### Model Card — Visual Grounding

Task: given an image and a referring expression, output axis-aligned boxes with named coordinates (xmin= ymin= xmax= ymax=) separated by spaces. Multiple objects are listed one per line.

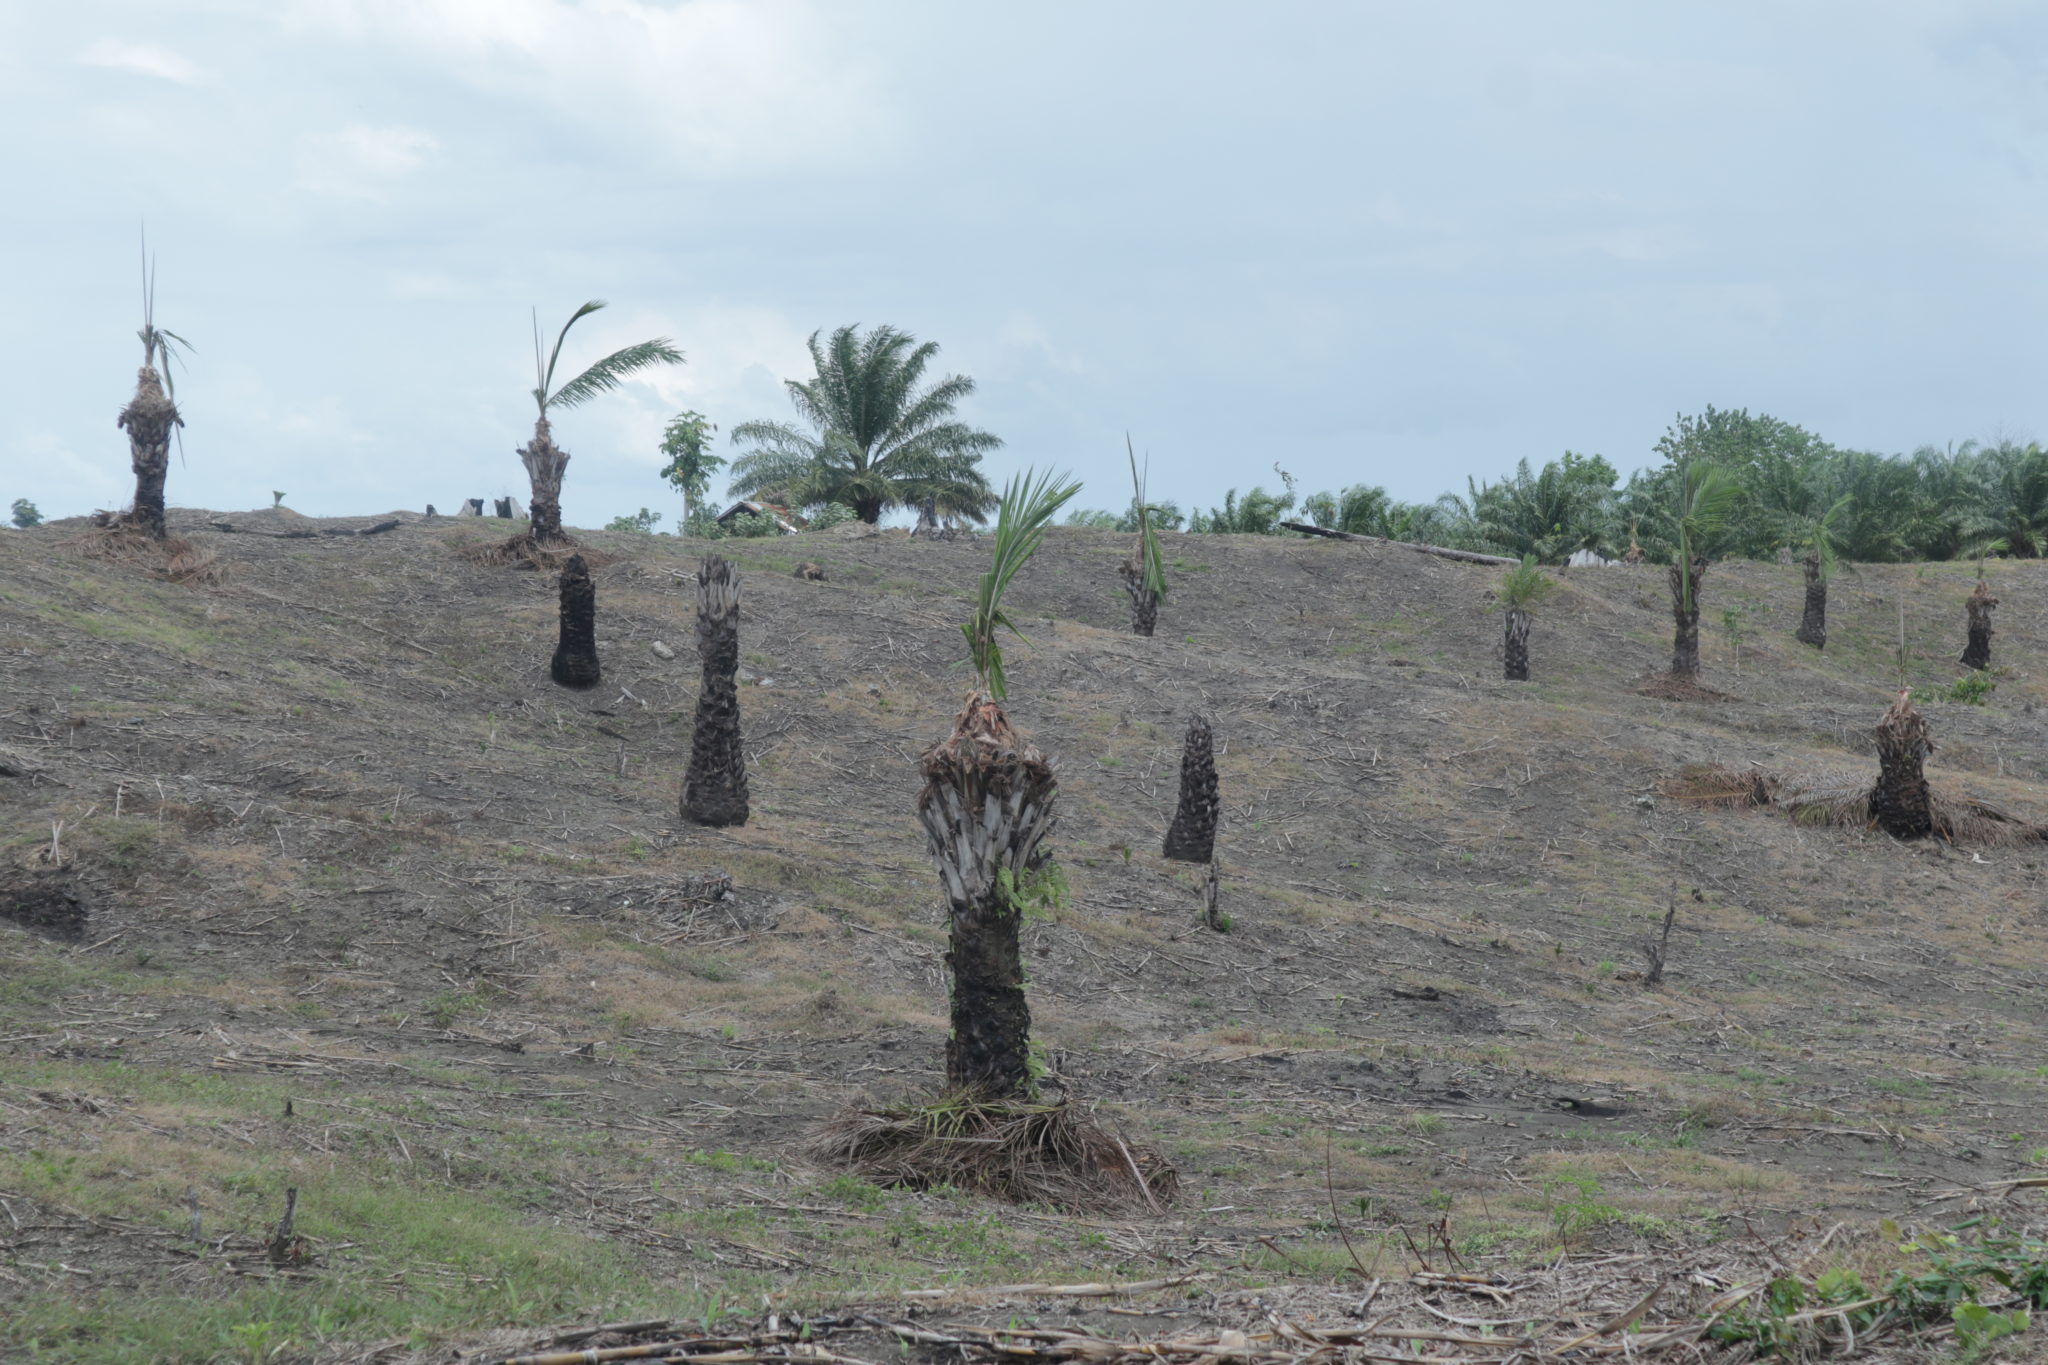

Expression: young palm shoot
xmin=1117 ymin=437 xmax=1168 ymax=636
xmin=1795 ymin=495 xmax=1853 ymax=649
xmin=1499 ymin=556 xmax=1554 ymax=682
xmin=1668 ymin=462 xmax=1740 ymax=679
xmin=519 ymin=302 xmax=683 ymax=549
xmin=118 ymin=247 xmax=191 ymax=541
xmin=918 ymin=468 xmax=1078 ymax=1097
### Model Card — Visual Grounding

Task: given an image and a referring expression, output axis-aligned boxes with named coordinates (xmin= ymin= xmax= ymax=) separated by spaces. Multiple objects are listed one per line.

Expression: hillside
xmin=3 ymin=510 xmax=2047 ymax=1362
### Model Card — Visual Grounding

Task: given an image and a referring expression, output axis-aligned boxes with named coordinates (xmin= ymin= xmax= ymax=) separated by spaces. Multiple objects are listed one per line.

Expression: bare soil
xmin=2 ymin=509 xmax=2045 ymax=1361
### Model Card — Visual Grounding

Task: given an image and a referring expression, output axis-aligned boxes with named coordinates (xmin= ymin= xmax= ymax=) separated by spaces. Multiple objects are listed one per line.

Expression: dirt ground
xmin=2 ymin=508 xmax=2045 ymax=1362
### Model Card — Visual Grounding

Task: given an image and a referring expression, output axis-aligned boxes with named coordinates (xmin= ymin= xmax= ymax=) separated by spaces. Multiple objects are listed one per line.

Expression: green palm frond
xmin=1127 ymin=435 xmax=1167 ymax=599
xmin=964 ymin=468 xmax=1081 ymax=699
xmin=1673 ymin=462 xmax=1740 ymax=611
xmin=1499 ymin=555 xmax=1553 ymax=610
xmin=550 ymin=339 xmax=685 ymax=411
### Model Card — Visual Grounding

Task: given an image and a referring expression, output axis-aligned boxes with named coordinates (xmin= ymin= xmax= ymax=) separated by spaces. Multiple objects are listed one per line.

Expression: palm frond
xmin=1128 ymin=435 xmax=1167 ymax=599
xmin=549 ymin=339 xmax=685 ymax=411
xmin=965 ymin=468 xmax=1081 ymax=699
xmin=1499 ymin=555 xmax=1553 ymax=610
xmin=539 ymin=301 xmax=607 ymax=409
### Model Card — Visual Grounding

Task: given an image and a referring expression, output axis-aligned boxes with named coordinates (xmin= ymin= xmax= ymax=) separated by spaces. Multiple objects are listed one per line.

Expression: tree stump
xmin=550 ymin=555 xmax=601 ymax=689
xmin=683 ymin=556 xmax=749 ymax=827
xmin=1504 ymin=607 xmax=1531 ymax=681
xmin=1164 ymin=714 xmax=1218 ymax=863
xmin=1795 ymin=553 xmax=1827 ymax=649
xmin=116 ymin=365 xmax=182 ymax=540
xmin=1961 ymin=580 xmax=1996 ymax=670
xmin=1870 ymin=690 xmax=1933 ymax=840
xmin=1668 ymin=556 xmax=1708 ymax=678
xmin=1118 ymin=556 xmax=1159 ymax=637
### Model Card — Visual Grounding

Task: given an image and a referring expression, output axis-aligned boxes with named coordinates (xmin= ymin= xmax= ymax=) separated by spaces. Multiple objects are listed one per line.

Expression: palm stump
xmin=1118 ymin=556 xmax=1159 ymax=637
xmin=1870 ymin=690 xmax=1933 ymax=840
xmin=550 ymin=554 xmax=601 ymax=688
xmin=1962 ymin=581 xmax=1996 ymax=671
xmin=1504 ymin=607 xmax=1532 ymax=681
xmin=918 ymin=693 xmax=1057 ymax=1098
xmin=1795 ymin=554 xmax=1827 ymax=649
xmin=1668 ymin=555 xmax=1708 ymax=677
xmin=682 ymin=555 xmax=749 ymax=827
xmin=1163 ymin=714 xmax=1218 ymax=863
xmin=117 ymin=365 xmax=182 ymax=540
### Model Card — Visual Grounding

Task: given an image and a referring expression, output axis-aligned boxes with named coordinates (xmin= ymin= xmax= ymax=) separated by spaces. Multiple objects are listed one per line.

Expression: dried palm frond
xmin=809 ymin=1091 xmax=1176 ymax=1212
xmin=455 ymin=533 xmax=608 ymax=571
xmin=1664 ymin=763 xmax=2047 ymax=846
xmin=68 ymin=520 xmax=225 ymax=585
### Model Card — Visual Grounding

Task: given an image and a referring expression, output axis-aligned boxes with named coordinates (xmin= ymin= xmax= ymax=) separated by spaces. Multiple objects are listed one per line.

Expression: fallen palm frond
xmin=1636 ymin=672 xmax=1735 ymax=703
xmin=68 ymin=519 xmax=225 ymax=585
xmin=1663 ymin=763 xmax=2047 ymax=845
xmin=456 ymin=532 xmax=609 ymax=571
xmin=808 ymin=1091 xmax=1176 ymax=1212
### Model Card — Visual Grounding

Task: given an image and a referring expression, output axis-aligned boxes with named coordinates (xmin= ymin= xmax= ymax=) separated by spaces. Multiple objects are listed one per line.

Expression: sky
xmin=7 ymin=1 xmax=2048 ymax=528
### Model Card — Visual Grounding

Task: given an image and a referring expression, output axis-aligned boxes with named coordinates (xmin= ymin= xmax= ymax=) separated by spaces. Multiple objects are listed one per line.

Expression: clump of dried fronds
xmin=809 ymin=1091 xmax=1176 ymax=1212
xmin=1636 ymin=672 xmax=1736 ymax=703
xmin=1663 ymin=763 xmax=2047 ymax=846
xmin=68 ymin=519 xmax=226 ymax=585
xmin=456 ymin=532 xmax=609 ymax=572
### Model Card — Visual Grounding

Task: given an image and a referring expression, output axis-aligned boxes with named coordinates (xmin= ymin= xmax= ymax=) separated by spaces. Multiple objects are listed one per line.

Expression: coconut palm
xmin=1666 ymin=462 xmax=1740 ymax=679
xmin=521 ymin=302 xmax=683 ymax=545
xmin=683 ymin=556 xmax=748 ymax=827
xmin=729 ymin=324 xmax=1000 ymax=525
xmin=917 ymin=468 xmax=1078 ymax=1098
xmin=1117 ymin=437 xmax=1168 ymax=637
xmin=1498 ymin=556 xmax=1553 ymax=682
xmin=117 ymin=251 xmax=190 ymax=540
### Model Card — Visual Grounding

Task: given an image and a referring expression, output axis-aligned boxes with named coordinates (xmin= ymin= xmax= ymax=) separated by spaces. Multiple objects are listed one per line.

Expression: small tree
xmin=1117 ymin=437 xmax=1168 ymax=637
xmin=682 ymin=556 xmax=749 ymax=827
xmin=918 ymin=468 xmax=1078 ymax=1097
xmin=1667 ymin=461 xmax=1740 ymax=679
xmin=10 ymin=499 xmax=42 ymax=529
xmin=520 ymin=302 xmax=682 ymax=546
xmin=1162 ymin=714 xmax=1218 ymax=863
xmin=658 ymin=410 xmax=722 ymax=526
xmin=1792 ymin=495 xmax=1853 ymax=649
xmin=1961 ymin=579 xmax=1997 ymax=671
xmin=1499 ymin=556 xmax=1553 ymax=682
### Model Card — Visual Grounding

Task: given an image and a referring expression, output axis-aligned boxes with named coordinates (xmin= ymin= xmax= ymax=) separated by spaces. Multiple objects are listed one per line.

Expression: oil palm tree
xmin=1789 ymin=495 xmax=1852 ymax=649
xmin=730 ymin=324 xmax=1000 ymax=525
xmin=1117 ymin=437 xmax=1168 ymax=636
xmin=117 ymin=250 xmax=190 ymax=540
xmin=683 ymin=556 xmax=748 ymax=827
xmin=1666 ymin=461 xmax=1740 ymax=679
xmin=917 ymin=468 xmax=1078 ymax=1098
xmin=1498 ymin=556 xmax=1553 ymax=681
xmin=521 ymin=302 xmax=683 ymax=545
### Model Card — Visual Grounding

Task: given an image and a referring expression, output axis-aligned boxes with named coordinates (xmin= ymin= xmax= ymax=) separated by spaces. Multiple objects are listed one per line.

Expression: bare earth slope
xmin=2 ymin=511 xmax=2045 ymax=1361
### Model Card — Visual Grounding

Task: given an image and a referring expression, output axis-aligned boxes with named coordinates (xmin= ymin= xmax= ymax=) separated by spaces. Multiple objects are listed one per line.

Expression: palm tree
xmin=917 ymin=468 xmax=1078 ymax=1098
xmin=1498 ymin=556 xmax=1553 ymax=681
xmin=1666 ymin=462 xmax=1740 ymax=679
xmin=1961 ymin=578 xmax=1997 ymax=671
xmin=1117 ymin=438 xmax=1168 ymax=637
xmin=682 ymin=556 xmax=748 ymax=827
xmin=550 ymin=555 xmax=600 ymax=689
xmin=521 ymin=302 xmax=683 ymax=545
xmin=729 ymin=325 xmax=1000 ymax=525
xmin=1790 ymin=496 xmax=1852 ymax=649
xmin=1162 ymin=714 xmax=1218 ymax=863
xmin=1964 ymin=440 xmax=2048 ymax=558
xmin=117 ymin=250 xmax=190 ymax=540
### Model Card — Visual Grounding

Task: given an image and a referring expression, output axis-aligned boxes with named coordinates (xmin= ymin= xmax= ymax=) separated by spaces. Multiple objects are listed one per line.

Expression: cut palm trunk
xmin=1870 ymin=690 xmax=1933 ymax=840
xmin=1118 ymin=556 xmax=1159 ymax=637
xmin=1163 ymin=714 xmax=1218 ymax=863
xmin=682 ymin=556 xmax=748 ymax=827
xmin=917 ymin=693 xmax=1057 ymax=1098
xmin=1668 ymin=556 xmax=1707 ymax=678
xmin=117 ymin=365 xmax=182 ymax=540
xmin=1795 ymin=553 xmax=1827 ymax=649
xmin=1961 ymin=581 xmax=1996 ymax=670
xmin=1504 ymin=607 xmax=1532 ymax=681
xmin=549 ymin=554 xmax=601 ymax=689
xmin=519 ymin=417 xmax=570 ymax=546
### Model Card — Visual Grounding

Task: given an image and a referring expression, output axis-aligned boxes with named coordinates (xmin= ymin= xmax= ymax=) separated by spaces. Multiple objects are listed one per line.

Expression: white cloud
xmin=79 ymin=38 xmax=210 ymax=85
xmin=296 ymin=124 xmax=439 ymax=199
xmin=288 ymin=0 xmax=894 ymax=175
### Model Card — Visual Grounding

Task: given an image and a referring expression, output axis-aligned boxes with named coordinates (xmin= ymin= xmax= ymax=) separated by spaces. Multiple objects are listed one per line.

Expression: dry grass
xmin=809 ymin=1090 xmax=1178 ymax=1212
xmin=1663 ymin=763 xmax=2048 ymax=845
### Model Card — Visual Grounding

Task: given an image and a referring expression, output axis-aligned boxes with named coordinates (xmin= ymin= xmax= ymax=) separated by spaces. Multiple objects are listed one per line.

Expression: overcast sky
xmin=8 ymin=2 xmax=2047 ymax=527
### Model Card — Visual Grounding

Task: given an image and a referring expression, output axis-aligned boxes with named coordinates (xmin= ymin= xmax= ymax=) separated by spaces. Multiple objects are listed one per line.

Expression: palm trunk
xmin=1869 ymin=690 xmax=1933 ymax=839
xmin=682 ymin=556 xmax=749 ymax=827
xmin=1503 ymin=607 xmax=1531 ymax=681
xmin=1118 ymin=557 xmax=1159 ymax=637
xmin=918 ymin=693 xmax=1057 ymax=1098
xmin=1795 ymin=554 xmax=1827 ymax=649
xmin=1163 ymin=714 xmax=1218 ymax=863
xmin=117 ymin=365 xmax=181 ymax=540
xmin=1961 ymin=580 xmax=1996 ymax=670
xmin=1668 ymin=556 xmax=1706 ymax=678
xmin=519 ymin=415 xmax=570 ymax=545
xmin=550 ymin=554 xmax=601 ymax=689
